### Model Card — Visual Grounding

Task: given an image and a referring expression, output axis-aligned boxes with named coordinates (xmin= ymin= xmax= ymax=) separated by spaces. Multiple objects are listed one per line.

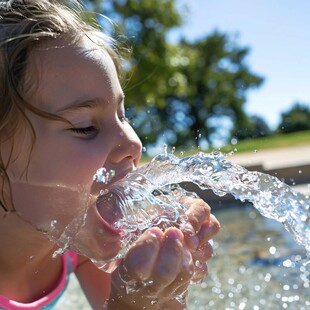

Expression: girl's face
xmin=3 ymin=37 xmax=142 ymax=261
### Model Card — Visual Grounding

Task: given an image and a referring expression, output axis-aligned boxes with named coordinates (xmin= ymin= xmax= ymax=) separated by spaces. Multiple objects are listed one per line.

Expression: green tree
xmin=278 ymin=103 xmax=310 ymax=133
xmin=234 ymin=115 xmax=271 ymax=140
xmin=162 ymin=33 xmax=264 ymax=147
xmin=82 ymin=0 xmax=264 ymax=149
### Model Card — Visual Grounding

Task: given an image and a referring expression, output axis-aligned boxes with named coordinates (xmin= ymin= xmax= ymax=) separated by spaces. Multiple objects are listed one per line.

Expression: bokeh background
xmin=56 ymin=1 xmax=310 ymax=309
xmin=80 ymin=0 xmax=310 ymax=154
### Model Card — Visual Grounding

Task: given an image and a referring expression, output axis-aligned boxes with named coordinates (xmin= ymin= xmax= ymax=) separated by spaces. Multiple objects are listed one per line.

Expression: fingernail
xmin=180 ymin=222 xmax=196 ymax=236
xmin=165 ymin=228 xmax=183 ymax=241
xmin=147 ymin=227 xmax=163 ymax=239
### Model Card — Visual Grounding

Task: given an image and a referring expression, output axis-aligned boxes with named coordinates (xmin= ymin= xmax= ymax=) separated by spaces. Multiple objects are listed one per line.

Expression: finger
xmin=161 ymin=247 xmax=193 ymax=297
xmin=196 ymin=214 xmax=220 ymax=245
xmin=191 ymin=241 xmax=214 ymax=263
xmin=121 ymin=227 xmax=163 ymax=281
xmin=152 ymin=228 xmax=184 ymax=289
xmin=184 ymin=199 xmax=211 ymax=234
xmin=184 ymin=213 xmax=220 ymax=251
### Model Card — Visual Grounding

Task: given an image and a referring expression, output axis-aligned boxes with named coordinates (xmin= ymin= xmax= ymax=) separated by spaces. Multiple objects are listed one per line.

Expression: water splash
xmin=96 ymin=151 xmax=310 ymax=263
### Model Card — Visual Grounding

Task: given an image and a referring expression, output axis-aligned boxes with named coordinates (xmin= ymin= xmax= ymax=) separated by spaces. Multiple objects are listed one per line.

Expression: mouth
xmin=94 ymin=168 xmax=134 ymax=235
xmin=96 ymin=194 xmax=123 ymax=233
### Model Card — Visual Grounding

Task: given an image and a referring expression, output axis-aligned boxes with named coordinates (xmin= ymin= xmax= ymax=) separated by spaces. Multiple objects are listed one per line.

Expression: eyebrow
xmin=56 ymin=93 xmax=125 ymax=114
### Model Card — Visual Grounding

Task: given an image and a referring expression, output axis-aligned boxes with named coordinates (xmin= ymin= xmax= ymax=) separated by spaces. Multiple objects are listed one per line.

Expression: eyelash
xmin=119 ymin=116 xmax=131 ymax=124
xmin=69 ymin=115 xmax=130 ymax=136
xmin=70 ymin=126 xmax=98 ymax=136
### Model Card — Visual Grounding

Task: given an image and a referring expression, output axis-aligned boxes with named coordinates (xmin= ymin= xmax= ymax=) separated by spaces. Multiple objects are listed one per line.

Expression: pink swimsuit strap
xmin=0 ymin=251 xmax=78 ymax=310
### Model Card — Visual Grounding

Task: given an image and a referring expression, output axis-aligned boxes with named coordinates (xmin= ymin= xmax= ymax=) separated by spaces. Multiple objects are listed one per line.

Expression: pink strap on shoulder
xmin=68 ymin=251 xmax=79 ymax=271
xmin=0 ymin=252 xmax=78 ymax=309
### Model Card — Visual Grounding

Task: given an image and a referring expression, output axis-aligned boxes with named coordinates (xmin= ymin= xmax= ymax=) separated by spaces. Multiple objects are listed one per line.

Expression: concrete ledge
xmin=180 ymin=145 xmax=310 ymax=207
xmin=229 ymin=144 xmax=310 ymax=170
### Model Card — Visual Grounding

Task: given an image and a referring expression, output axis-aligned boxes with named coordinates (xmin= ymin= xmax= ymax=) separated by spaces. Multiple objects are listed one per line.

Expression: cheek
xmin=2 ymin=129 xmax=33 ymax=182
xmin=11 ymin=180 xmax=95 ymax=234
xmin=26 ymin=136 xmax=109 ymax=188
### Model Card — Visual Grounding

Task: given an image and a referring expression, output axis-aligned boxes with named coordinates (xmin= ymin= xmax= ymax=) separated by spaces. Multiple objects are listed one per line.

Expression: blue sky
xmin=168 ymin=0 xmax=310 ymax=130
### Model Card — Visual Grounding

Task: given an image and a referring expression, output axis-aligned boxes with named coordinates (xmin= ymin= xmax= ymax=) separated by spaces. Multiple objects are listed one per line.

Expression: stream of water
xmin=95 ymin=151 xmax=309 ymax=270
xmin=51 ymin=150 xmax=309 ymax=308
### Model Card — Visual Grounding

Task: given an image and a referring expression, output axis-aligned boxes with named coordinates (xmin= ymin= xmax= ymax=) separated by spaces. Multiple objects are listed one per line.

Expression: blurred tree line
xmin=80 ymin=0 xmax=309 ymax=150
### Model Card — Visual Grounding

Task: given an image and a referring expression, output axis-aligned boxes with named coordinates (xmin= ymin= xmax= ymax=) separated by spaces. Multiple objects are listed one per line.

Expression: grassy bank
xmin=141 ymin=130 xmax=310 ymax=162
xmin=210 ymin=130 xmax=310 ymax=153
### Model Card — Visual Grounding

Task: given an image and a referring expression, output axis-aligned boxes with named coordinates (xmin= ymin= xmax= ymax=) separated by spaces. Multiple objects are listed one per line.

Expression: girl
xmin=0 ymin=0 xmax=220 ymax=309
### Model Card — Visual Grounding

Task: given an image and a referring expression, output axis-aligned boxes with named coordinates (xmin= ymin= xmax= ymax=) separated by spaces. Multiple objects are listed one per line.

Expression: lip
xmin=95 ymin=203 xmax=123 ymax=237
xmin=94 ymin=166 xmax=135 ymax=236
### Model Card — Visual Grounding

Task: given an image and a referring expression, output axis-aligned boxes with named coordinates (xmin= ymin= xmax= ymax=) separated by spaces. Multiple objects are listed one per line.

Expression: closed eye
xmin=69 ymin=126 xmax=98 ymax=137
xmin=119 ymin=116 xmax=131 ymax=124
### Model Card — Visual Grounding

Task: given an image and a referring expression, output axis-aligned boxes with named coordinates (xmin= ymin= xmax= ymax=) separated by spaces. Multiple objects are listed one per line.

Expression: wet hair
xmin=0 ymin=0 xmax=121 ymax=212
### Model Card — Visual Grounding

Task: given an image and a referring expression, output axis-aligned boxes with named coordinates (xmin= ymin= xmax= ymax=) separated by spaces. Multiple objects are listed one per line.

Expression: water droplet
xmin=175 ymin=290 xmax=188 ymax=304
xmin=269 ymin=246 xmax=276 ymax=255
xmin=150 ymin=299 xmax=158 ymax=305
xmin=301 ymin=214 xmax=307 ymax=222
xmin=163 ymin=144 xmax=168 ymax=155
xmin=52 ymin=247 xmax=66 ymax=258
xmin=283 ymin=259 xmax=293 ymax=268
xmin=231 ymin=137 xmax=238 ymax=145
xmin=94 ymin=168 xmax=115 ymax=184
xmin=195 ymin=260 xmax=203 ymax=268
xmin=50 ymin=220 xmax=57 ymax=229
xmin=100 ymin=189 xmax=109 ymax=196
xmin=264 ymin=273 xmax=271 ymax=282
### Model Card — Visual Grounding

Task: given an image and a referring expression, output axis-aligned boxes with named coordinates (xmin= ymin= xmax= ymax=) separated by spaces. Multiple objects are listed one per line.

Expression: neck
xmin=0 ymin=209 xmax=56 ymax=264
xmin=0 ymin=210 xmax=63 ymax=303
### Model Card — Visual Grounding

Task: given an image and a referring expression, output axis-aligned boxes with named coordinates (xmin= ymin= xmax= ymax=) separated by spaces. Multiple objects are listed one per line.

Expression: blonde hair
xmin=0 ymin=0 xmax=121 ymax=212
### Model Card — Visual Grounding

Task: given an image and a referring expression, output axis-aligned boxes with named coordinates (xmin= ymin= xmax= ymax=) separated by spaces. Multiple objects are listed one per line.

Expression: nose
xmin=108 ymin=124 xmax=142 ymax=167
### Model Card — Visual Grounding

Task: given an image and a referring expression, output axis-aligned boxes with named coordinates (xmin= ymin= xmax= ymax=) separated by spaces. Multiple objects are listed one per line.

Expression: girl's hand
xmin=181 ymin=197 xmax=220 ymax=283
xmin=108 ymin=198 xmax=220 ymax=309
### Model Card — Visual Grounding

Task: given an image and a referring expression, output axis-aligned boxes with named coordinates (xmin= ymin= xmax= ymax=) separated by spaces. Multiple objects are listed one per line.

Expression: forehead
xmin=24 ymin=37 xmax=121 ymax=113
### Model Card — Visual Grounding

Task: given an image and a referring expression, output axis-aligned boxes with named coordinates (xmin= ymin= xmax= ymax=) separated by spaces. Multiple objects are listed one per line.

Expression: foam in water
xmin=95 ymin=151 xmax=310 ymax=269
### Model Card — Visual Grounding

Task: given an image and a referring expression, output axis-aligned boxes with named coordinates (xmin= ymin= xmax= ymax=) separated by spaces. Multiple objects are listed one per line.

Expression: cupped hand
xmin=109 ymin=227 xmax=192 ymax=309
xmin=180 ymin=197 xmax=220 ymax=283
xmin=108 ymin=197 xmax=220 ymax=309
